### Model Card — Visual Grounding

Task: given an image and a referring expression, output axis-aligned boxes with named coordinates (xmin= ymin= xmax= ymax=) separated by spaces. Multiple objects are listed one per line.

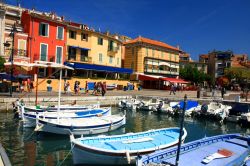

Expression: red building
xmin=21 ymin=10 xmax=67 ymax=76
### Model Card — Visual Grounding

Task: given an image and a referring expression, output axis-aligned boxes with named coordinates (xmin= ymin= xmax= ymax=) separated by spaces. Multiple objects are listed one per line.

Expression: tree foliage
xmin=0 ymin=56 xmax=6 ymax=72
xmin=224 ymin=67 xmax=250 ymax=82
xmin=179 ymin=65 xmax=210 ymax=85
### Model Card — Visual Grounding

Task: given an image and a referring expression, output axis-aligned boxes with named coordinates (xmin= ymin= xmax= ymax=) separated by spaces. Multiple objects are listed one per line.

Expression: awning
xmin=160 ymin=77 xmax=189 ymax=84
xmin=0 ymin=73 xmax=16 ymax=81
xmin=69 ymin=45 xmax=90 ymax=51
xmin=138 ymin=74 xmax=161 ymax=81
xmin=65 ymin=62 xmax=133 ymax=74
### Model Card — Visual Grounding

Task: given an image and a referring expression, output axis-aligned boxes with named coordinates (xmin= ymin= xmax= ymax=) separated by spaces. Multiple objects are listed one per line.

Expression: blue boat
xmin=173 ymin=100 xmax=200 ymax=116
xmin=70 ymin=127 xmax=187 ymax=165
xmin=137 ymin=134 xmax=250 ymax=166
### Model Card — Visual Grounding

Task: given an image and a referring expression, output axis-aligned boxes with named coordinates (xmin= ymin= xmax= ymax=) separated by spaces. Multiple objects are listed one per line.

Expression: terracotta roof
xmin=199 ymin=54 xmax=208 ymax=59
xmin=124 ymin=36 xmax=180 ymax=52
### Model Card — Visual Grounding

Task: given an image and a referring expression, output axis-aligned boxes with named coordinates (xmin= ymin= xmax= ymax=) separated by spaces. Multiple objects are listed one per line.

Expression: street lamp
xmin=4 ymin=23 xmax=18 ymax=97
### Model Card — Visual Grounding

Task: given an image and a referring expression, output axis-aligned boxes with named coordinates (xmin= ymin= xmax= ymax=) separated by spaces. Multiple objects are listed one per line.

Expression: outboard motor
xmin=157 ymin=101 xmax=164 ymax=112
xmin=201 ymin=104 xmax=208 ymax=114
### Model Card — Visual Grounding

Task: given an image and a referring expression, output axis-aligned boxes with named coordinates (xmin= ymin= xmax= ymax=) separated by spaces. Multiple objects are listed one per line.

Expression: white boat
xmin=136 ymin=98 xmax=163 ymax=111
xmin=70 ymin=127 xmax=187 ymax=165
xmin=21 ymin=106 xmax=111 ymax=128
xmin=35 ymin=114 xmax=126 ymax=135
xmin=203 ymin=102 xmax=232 ymax=121
xmin=118 ymin=98 xmax=141 ymax=110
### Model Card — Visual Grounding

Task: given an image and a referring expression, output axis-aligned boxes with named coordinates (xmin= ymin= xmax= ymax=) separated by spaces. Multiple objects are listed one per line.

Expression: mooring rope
xmin=56 ymin=144 xmax=75 ymax=166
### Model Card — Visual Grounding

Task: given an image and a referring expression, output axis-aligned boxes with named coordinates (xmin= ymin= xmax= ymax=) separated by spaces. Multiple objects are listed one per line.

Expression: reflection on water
xmin=0 ymin=107 xmax=250 ymax=165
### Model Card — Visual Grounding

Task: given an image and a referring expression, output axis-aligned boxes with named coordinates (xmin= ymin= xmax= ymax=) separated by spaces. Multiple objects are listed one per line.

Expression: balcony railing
xmin=4 ymin=48 xmax=28 ymax=57
xmin=144 ymin=68 xmax=179 ymax=75
xmin=108 ymin=47 xmax=119 ymax=54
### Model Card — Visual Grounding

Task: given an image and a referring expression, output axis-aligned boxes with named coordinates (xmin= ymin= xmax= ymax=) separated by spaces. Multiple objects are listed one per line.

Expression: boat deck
xmin=159 ymin=138 xmax=249 ymax=166
xmin=80 ymin=130 xmax=180 ymax=151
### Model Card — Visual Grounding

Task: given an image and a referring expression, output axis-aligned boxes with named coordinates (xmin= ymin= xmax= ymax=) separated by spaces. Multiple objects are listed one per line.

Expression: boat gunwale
xmin=71 ymin=128 xmax=187 ymax=155
xmin=23 ymin=107 xmax=111 ymax=119
xmin=38 ymin=115 xmax=126 ymax=129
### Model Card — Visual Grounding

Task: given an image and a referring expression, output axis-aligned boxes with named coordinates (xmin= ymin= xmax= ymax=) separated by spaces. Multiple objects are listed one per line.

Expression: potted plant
xmin=47 ymin=79 xmax=52 ymax=92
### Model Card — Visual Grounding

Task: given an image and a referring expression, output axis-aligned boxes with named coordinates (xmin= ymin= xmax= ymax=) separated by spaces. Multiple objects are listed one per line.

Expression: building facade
xmin=0 ymin=3 xmax=29 ymax=64
xmin=21 ymin=10 xmax=67 ymax=76
xmin=124 ymin=36 xmax=180 ymax=78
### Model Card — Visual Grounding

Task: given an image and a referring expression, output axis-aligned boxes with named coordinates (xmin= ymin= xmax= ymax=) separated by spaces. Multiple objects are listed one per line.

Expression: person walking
xmin=101 ymin=82 xmax=107 ymax=97
xmin=169 ymin=84 xmax=175 ymax=95
xmin=221 ymin=86 xmax=225 ymax=99
xmin=85 ymin=81 xmax=89 ymax=94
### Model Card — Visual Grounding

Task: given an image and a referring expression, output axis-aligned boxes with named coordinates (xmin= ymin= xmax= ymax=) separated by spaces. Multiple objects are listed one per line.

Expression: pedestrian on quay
xmin=101 ymin=82 xmax=107 ymax=97
xmin=221 ymin=86 xmax=225 ymax=99
xmin=169 ymin=84 xmax=175 ymax=95
xmin=27 ymin=78 xmax=31 ymax=92
xmin=85 ymin=81 xmax=89 ymax=94
xmin=66 ymin=81 xmax=71 ymax=94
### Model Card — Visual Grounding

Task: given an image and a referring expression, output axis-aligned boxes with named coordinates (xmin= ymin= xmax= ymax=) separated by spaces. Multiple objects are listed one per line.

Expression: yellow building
xmin=64 ymin=22 xmax=132 ymax=79
xmin=124 ymin=36 xmax=181 ymax=77
xmin=66 ymin=23 xmax=122 ymax=67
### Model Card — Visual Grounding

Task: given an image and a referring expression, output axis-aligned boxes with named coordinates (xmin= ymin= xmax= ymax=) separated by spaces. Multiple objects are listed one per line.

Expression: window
xmin=152 ymin=49 xmax=155 ymax=57
xmin=80 ymin=50 xmax=88 ymax=61
xmin=18 ymin=39 xmax=26 ymax=56
xmin=56 ymin=46 xmax=63 ymax=64
xmin=68 ymin=46 xmax=76 ymax=60
xmin=146 ymin=48 xmax=148 ymax=56
xmin=161 ymin=51 xmax=164 ymax=58
xmin=69 ymin=30 xmax=76 ymax=39
xmin=109 ymin=56 xmax=113 ymax=64
xmin=40 ymin=43 xmax=48 ymax=61
xmin=98 ymin=37 xmax=103 ymax=45
xmin=81 ymin=33 xmax=88 ymax=41
xmin=108 ymin=40 xmax=114 ymax=51
xmin=117 ymin=58 xmax=119 ymax=65
xmin=99 ymin=53 xmax=103 ymax=62
xmin=57 ymin=26 xmax=64 ymax=40
xmin=175 ymin=55 xmax=177 ymax=61
xmin=169 ymin=53 xmax=171 ymax=60
xmin=131 ymin=62 xmax=134 ymax=69
xmin=39 ymin=23 xmax=49 ymax=37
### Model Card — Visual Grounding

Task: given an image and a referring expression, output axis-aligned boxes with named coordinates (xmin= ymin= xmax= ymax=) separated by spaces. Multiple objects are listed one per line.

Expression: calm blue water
xmin=0 ymin=107 xmax=249 ymax=166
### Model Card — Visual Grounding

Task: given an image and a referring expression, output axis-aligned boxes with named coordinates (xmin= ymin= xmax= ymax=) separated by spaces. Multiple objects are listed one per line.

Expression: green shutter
xmin=40 ymin=44 xmax=47 ymax=61
xmin=56 ymin=47 xmax=62 ymax=63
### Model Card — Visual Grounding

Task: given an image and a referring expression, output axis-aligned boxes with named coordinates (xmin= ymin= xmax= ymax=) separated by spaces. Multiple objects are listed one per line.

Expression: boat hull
xmin=71 ymin=128 xmax=187 ymax=165
xmin=37 ymin=115 xmax=126 ymax=135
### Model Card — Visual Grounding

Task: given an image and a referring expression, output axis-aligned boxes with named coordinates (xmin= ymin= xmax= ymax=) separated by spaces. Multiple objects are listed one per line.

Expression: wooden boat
xmin=137 ymin=133 xmax=250 ymax=166
xmin=70 ymin=127 xmax=187 ymax=165
xmin=21 ymin=106 xmax=111 ymax=128
xmin=35 ymin=114 xmax=126 ymax=135
xmin=22 ymin=103 xmax=100 ymax=112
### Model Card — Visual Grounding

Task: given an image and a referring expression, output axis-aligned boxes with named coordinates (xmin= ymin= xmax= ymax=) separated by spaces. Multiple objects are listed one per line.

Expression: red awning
xmin=160 ymin=77 xmax=189 ymax=84
xmin=138 ymin=74 xmax=159 ymax=81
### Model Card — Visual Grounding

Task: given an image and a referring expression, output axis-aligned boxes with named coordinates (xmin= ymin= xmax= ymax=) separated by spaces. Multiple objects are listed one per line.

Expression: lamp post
xmin=9 ymin=23 xmax=17 ymax=97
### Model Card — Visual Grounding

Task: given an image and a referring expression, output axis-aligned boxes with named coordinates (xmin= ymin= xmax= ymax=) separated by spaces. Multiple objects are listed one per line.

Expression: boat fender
xmin=96 ymin=113 xmax=102 ymax=117
xmin=126 ymin=150 xmax=131 ymax=164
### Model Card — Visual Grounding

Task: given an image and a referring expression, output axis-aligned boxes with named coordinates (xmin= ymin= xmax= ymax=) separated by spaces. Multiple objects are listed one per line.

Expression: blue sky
xmin=6 ymin=0 xmax=250 ymax=60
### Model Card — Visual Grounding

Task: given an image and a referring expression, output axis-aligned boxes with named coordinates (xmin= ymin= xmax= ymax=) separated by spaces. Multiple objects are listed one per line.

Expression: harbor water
xmin=0 ymin=107 xmax=249 ymax=166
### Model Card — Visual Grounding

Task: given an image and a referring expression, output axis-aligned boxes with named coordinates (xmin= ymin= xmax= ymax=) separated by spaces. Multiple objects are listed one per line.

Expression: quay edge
xmin=0 ymin=95 xmax=133 ymax=112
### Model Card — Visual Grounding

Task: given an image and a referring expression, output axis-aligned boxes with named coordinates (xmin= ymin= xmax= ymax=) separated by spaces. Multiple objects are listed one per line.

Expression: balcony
xmin=4 ymin=48 xmax=30 ymax=62
xmin=108 ymin=47 xmax=119 ymax=56
xmin=80 ymin=56 xmax=92 ymax=63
